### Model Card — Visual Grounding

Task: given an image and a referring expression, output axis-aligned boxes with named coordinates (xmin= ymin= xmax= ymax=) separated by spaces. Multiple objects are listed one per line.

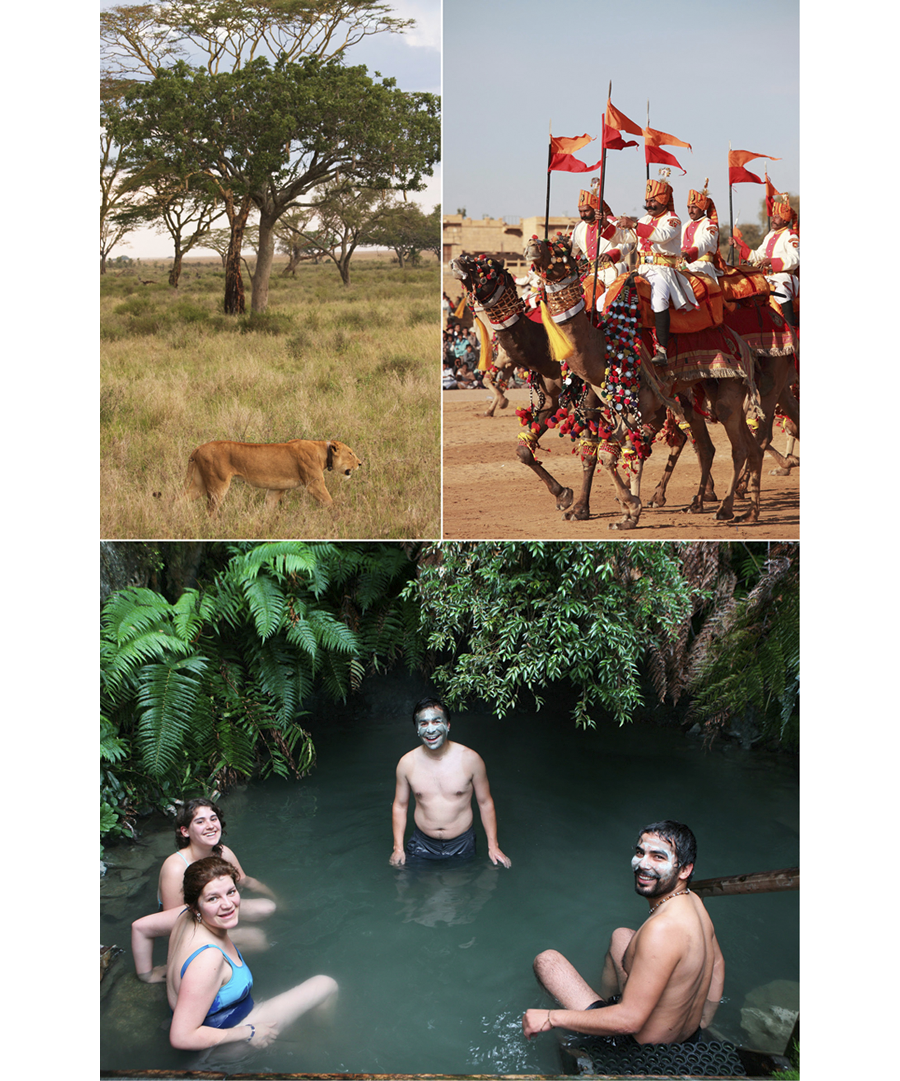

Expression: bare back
xmin=399 ymin=741 xmax=482 ymax=839
xmin=622 ymin=892 xmax=720 ymax=1043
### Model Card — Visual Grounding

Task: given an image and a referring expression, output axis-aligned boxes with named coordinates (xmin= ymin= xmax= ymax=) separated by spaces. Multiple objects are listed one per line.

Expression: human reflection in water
xmin=394 ymin=859 xmax=500 ymax=927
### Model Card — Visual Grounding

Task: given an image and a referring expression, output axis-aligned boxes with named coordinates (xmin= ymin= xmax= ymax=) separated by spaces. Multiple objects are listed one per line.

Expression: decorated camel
xmin=526 ymin=233 xmax=764 ymax=525
xmin=449 ymin=253 xmax=596 ymax=518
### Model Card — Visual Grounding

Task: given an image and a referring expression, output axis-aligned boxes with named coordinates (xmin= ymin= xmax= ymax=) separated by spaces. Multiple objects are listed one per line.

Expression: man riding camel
xmin=733 ymin=192 xmax=799 ymax=327
xmin=681 ymin=181 xmax=725 ymax=282
xmin=570 ymin=180 xmax=634 ymax=306
xmin=616 ymin=174 xmax=698 ymax=366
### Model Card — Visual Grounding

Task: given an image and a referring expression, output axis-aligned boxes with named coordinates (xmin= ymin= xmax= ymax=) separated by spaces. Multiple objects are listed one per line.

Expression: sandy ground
xmin=442 ymin=388 xmax=799 ymax=540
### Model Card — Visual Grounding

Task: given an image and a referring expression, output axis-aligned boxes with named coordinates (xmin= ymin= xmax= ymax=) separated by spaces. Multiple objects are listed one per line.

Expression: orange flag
xmin=643 ymin=126 xmax=692 ymax=151
xmin=605 ymin=101 xmax=643 ymax=138
xmin=550 ymin=133 xmax=594 ymax=155
xmin=728 ymin=148 xmax=780 ymax=168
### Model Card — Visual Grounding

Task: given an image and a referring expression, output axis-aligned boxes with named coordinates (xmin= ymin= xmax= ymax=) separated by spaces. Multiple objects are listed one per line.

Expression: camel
xmin=531 ymin=234 xmax=765 ymax=525
xmin=450 ymin=254 xmax=596 ymax=518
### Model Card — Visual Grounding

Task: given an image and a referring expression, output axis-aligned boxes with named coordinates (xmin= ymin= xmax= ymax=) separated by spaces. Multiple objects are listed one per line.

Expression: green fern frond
xmin=306 ymin=609 xmax=360 ymax=655
xmin=135 ymin=656 xmax=207 ymax=778
xmin=242 ymin=575 xmax=287 ymax=640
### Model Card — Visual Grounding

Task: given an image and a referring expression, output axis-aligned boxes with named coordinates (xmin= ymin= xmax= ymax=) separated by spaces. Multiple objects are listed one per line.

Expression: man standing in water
xmin=523 ymin=821 xmax=723 ymax=1045
xmin=389 ymin=697 xmax=511 ymax=867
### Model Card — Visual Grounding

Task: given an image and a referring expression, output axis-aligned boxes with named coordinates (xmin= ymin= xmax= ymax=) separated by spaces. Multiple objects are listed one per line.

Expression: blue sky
xmin=101 ymin=0 xmax=441 ymax=257
xmin=443 ymin=0 xmax=798 ymax=230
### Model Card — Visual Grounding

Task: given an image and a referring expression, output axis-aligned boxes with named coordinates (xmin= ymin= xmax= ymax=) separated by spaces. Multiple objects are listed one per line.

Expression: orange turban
xmin=578 ymin=189 xmax=612 ymax=217
xmin=772 ymin=193 xmax=797 ymax=227
xmin=688 ymin=187 xmax=718 ymax=226
xmin=646 ymin=178 xmax=674 ymax=212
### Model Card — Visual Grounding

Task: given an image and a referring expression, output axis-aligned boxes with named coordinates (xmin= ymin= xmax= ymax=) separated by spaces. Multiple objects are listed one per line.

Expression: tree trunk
xmin=223 ymin=197 xmax=253 ymax=315
xmin=338 ymin=254 xmax=352 ymax=286
xmin=169 ymin=246 xmax=184 ymax=288
xmin=251 ymin=215 xmax=277 ymax=312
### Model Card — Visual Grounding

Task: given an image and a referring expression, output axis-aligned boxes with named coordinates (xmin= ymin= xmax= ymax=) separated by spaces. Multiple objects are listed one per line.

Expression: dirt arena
xmin=442 ymin=388 xmax=799 ymax=540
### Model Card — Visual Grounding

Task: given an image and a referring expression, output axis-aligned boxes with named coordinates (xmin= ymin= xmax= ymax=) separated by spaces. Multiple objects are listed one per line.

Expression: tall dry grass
xmin=101 ymin=257 xmax=440 ymax=539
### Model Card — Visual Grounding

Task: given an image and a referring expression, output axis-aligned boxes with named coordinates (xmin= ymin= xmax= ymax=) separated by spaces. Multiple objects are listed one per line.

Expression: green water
xmin=100 ymin=676 xmax=799 ymax=1074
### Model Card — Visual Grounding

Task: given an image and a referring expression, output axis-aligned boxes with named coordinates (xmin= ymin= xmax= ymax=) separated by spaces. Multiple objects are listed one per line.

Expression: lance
xmin=590 ymin=81 xmax=613 ymax=315
xmin=728 ymin=140 xmax=735 ymax=265
xmin=544 ymin=119 xmax=552 ymax=240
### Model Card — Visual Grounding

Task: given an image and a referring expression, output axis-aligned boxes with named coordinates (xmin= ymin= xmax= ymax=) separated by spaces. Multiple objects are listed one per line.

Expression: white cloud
xmin=388 ymin=0 xmax=440 ymax=51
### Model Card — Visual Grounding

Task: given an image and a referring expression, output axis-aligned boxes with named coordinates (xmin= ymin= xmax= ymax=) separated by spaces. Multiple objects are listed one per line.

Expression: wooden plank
xmin=691 ymin=867 xmax=799 ymax=898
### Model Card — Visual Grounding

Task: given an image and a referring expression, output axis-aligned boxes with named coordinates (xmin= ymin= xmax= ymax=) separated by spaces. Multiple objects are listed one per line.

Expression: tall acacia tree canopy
xmin=106 ymin=55 xmax=439 ymax=310
xmin=100 ymin=1 xmax=415 ymax=78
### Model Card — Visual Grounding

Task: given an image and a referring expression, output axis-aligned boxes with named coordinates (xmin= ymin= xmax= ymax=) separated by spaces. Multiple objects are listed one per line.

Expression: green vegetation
xmin=101 ymin=541 xmax=799 ymax=848
xmin=100 ymin=542 xmax=421 ymax=847
xmin=100 ymin=257 xmax=440 ymax=539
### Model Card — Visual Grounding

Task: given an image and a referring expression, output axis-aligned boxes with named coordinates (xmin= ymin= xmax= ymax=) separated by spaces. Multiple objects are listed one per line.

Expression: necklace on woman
xmin=648 ymin=888 xmax=691 ymax=915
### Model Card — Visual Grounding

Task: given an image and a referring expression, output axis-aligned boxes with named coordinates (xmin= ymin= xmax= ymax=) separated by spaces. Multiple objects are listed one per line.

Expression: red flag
xmin=643 ymin=126 xmax=692 ymax=151
xmin=549 ymin=151 xmax=603 ymax=173
xmin=646 ymin=144 xmax=686 ymax=174
xmin=550 ymin=133 xmax=593 ymax=155
xmin=605 ymin=101 xmax=643 ymax=137
xmin=765 ymin=174 xmax=778 ymax=215
xmin=729 ymin=164 xmax=764 ymax=185
xmin=602 ymin=120 xmax=638 ymax=151
xmin=732 ymin=226 xmax=750 ymax=261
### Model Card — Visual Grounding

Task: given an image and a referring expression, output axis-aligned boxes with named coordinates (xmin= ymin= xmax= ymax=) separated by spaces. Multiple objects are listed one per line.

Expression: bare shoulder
xmin=396 ymin=747 xmax=420 ymax=774
xmin=456 ymin=743 xmax=486 ymax=770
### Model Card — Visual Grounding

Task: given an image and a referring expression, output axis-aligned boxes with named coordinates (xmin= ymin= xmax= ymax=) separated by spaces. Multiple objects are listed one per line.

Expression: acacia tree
xmin=280 ymin=181 xmax=399 ymax=285
xmin=367 ymin=201 xmax=439 ymax=268
xmin=107 ymin=57 xmax=439 ymax=312
xmin=111 ymin=172 xmax=226 ymax=286
xmin=101 ymin=79 xmax=141 ymax=273
xmin=100 ymin=0 xmax=414 ymax=79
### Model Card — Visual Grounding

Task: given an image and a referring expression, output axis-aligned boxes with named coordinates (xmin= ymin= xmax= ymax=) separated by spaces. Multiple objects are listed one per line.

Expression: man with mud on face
xmin=617 ymin=176 xmax=699 ymax=366
xmin=389 ymin=696 xmax=511 ymax=868
xmin=524 ymin=821 xmax=724 ymax=1047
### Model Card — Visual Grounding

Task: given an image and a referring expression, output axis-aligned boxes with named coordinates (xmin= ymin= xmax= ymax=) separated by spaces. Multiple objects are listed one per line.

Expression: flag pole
xmin=645 ymin=100 xmax=650 ymax=181
xmin=544 ymin=119 xmax=552 ymax=240
xmin=728 ymin=140 xmax=735 ymax=265
xmin=591 ymin=81 xmax=613 ymax=316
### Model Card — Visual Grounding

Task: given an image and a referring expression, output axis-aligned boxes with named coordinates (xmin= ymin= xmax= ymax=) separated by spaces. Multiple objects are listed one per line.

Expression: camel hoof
xmin=715 ymin=508 xmax=735 ymax=521
xmin=609 ymin=518 xmax=638 ymax=531
xmin=564 ymin=505 xmax=590 ymax=521
xmin=555 ymin=488 xmax=574 ymax=511
xmin=647 ymin=495 xmax=666 ymax=509
xmin=498 ymin=396 xmax=509 ymax=409
xmin=769 ymin=466 xmax=792 ymax=476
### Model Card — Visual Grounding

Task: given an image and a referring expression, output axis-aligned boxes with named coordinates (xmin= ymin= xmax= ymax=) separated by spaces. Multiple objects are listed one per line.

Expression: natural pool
xmin=100 ymin=673 xmax=799 ymax=1074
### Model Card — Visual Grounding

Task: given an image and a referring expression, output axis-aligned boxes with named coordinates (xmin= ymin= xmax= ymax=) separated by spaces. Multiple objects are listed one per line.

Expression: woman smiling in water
xmin=132 ymin=798 xmax=276 ymax=982
xmin=167 ymin=856 xmax=337 ymax=1051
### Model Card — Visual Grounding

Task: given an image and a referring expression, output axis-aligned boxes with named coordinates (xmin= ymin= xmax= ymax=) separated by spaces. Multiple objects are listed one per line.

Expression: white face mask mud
xmin=416 ymin=710 xmax=449 ymax=751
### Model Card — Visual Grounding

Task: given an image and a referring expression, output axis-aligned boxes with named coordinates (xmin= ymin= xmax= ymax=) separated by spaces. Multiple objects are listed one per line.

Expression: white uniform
xmin=570 ymin=216 xmax=634 ymax=291
xmin=748 ymin=227 xmax=799 ymax=303
xmin=634 ymin=211 xmax=698 ymax=311
xmin=681 ymin=216 xmax=722 ymax=281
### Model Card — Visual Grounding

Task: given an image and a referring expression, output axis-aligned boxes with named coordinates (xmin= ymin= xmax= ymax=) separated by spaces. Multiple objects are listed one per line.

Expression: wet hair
xmin=182 ymin=855 xmax=239 ymax=912
xmin=174 ymin=798 xmax=225 ymax=853
xmin=637 ymin=820 xmax=697 ymax=882
xmin=411 ymin=696 xmax=451 ymax=728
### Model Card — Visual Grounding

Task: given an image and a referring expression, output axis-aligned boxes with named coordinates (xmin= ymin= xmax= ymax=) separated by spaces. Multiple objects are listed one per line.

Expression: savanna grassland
xmin=100 ymin=256 xmax=440 ymax=539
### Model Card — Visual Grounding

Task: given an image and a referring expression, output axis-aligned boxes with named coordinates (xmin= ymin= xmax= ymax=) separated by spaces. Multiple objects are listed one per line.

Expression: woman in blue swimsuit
xmin=166 ymin=856 xmax=338 ymax=1052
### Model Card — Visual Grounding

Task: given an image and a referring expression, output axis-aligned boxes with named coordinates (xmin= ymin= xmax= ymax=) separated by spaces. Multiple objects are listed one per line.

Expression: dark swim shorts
xmin=404 ymin=824 xmax=476 ymax=861
xmin=581 ymin=997 xmax=701 ymax=1047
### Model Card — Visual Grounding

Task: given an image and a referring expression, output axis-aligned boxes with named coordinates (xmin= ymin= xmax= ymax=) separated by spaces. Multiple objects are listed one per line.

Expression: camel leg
xmin=562 ymin=441 xmax=598 ymax=521
xmin=711 ymin=384 xmax=762 ymax=524
xmin=516 ymin=440 xmax=575 ymax=511
xmin=598 ymin=448 xmax=642 ymax=530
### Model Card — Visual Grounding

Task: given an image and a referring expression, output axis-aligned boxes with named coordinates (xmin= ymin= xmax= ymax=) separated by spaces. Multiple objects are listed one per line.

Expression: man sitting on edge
xmin=389 ymin=696 xmax=511 ymax=868
xmin=523 ymin=820 xmax=723 ymax=1045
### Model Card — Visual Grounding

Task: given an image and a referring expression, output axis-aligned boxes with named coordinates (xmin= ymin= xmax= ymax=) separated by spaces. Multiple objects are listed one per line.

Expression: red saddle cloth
xmin=638 ymin=324 xmax=755 ymax=383
xmin=600 ymin=272 xmax=724 ymax=333
xmin=723 ymin=298 xmax=798 ymax=358
xmin=720 ymin=263 xmax=770 ymax=303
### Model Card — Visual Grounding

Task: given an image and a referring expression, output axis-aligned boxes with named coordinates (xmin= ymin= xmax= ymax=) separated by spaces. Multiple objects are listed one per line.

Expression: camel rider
xmin=570 ymin=182 xmax=634 ymax=304
xmin=681 ymin=182 xmax=724 ymax=282
xmin=740 ymin=193 xmax=799 ymax=327
xmin=617 ymin=175 xmax=698 ymax=366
